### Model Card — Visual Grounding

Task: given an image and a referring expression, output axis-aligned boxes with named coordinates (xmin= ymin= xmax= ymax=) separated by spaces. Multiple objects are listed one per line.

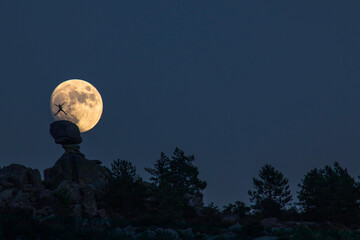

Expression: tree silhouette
xmin=145 ymin=147 xmax=207 ymax=222
xmin=248 ymin=164 xmax=292 ymax=217
xmin=297 ymin=162 xmax=360 ymax=225
xmin=105 ymin=159 xmax=146 ymax=217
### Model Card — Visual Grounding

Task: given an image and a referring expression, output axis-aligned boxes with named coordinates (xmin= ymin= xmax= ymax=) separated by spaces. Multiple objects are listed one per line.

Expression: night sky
xmin=1 ymin=1 xmax=360 ymax=207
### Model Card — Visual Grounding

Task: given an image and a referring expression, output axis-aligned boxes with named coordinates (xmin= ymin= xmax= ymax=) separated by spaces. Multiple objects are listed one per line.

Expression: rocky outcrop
xmin=0 ymin=162 xmax=108 ymax=219
xmin=54 ymin=180 xmax=99 ymax=217
xmin=0 ymin=164 xmax=41 ymax=187
xmin=0 ymin=121 xmax=110 ymax=219
xmin=44 ymin=154 xmax=108 ymax=189
xmin=41 ymin=152 xmax=109 ymax=217
xmin=0 ymin=165 xmax=47 ymax=216
xmin=46 ymin=120 xmax=108 ymax=189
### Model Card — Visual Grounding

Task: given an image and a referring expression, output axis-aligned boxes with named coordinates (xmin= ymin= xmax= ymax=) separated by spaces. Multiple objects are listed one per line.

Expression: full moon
xmin=50 ymin=79 xmax=103 ymax=133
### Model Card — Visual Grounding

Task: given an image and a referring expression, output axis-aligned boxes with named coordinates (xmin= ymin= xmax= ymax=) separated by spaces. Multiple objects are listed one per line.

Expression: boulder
xmin=22 ymin=184 xmax=38 ymax=193
xmin=0 ymin=188 xmax=17 ymax=203
xmin=9 ymin=197 xmax=34 ymax=210
xmin=53 ymin=180 xmax=98 ymax=217
xmin=50 ymin=120 xmax=82 ymax=145
xmin=44 ymin=154 xmax=108 ymax=189
xmin=11 ymin=190 xmax=37 ymax=204
xmin=0 ymin=164 xmax=41 ymax=187
xmin=0 ymin=180 xmax=14 ymax=189
xmin=8 ymin=190 xmax=35 ymax=212
xmin=55 ymin=180 xmax=81 ymax=203
xmin=81 ymin=184 xmax=98 ymax=217
xmin=38 ymin=188 xmax=52 ymax=201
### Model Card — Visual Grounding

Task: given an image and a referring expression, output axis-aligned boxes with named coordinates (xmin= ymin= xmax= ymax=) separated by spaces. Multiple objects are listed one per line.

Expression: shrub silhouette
xmin=222 ymin=200 xmax=250 ymax=218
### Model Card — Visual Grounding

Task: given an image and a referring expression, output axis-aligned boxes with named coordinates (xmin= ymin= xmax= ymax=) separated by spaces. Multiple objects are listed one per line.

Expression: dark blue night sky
xmin=1 ymin=1 xmax=360 ymax=207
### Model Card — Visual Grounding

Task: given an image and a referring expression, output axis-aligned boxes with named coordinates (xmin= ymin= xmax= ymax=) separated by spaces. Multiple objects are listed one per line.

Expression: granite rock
xmin=50 ymin=120 xmax=82 ymax=145
xmin=0 ymin=164 xmax=41 ymax=187
xmin=44 ymin=154 xmax=108 ymax=189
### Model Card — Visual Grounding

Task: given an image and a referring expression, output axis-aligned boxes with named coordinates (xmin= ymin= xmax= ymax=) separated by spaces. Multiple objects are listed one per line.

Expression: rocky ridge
xmin=0 ymin=155 xmax=109 ymax=218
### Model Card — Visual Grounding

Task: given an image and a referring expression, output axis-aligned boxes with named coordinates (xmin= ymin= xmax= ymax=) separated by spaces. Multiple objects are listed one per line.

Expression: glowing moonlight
xmin=50 ymin=79 xmax=103 ymax=133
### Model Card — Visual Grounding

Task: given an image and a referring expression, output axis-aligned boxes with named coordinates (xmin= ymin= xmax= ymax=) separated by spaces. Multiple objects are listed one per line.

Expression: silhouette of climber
xmin=54 ymin=102 xmax=67 ymax=116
